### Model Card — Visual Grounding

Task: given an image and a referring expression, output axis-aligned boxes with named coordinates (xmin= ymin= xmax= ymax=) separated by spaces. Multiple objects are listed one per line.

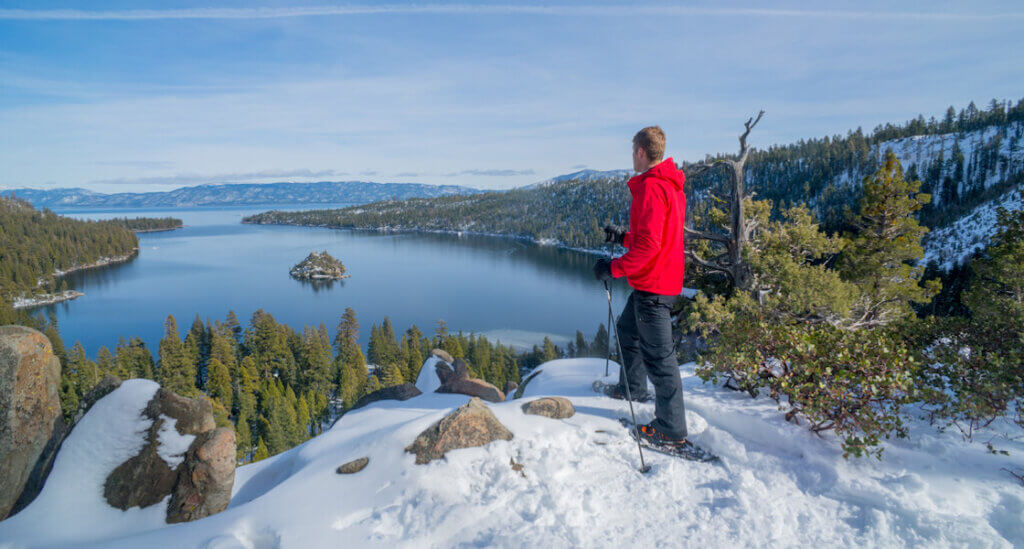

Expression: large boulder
xmin=11 ymin=375 xmax=123 ymax=517
xmin=433 ymin=357 xmax=506 ymax=403
xmin=167 ymin=427 xmax=236 ymax=523
xmin=521 ymin=397 xmax=575 ymax=419
xmin=405 ymin=397 xmax=513 ymax=465
xmin=0 ymin=326 xmax=62 ymax=520
xmin=349 ymin=383 xmax=422 ymax=412
xmin=437 ymin=378 xmax=505 ymax=403
xmin=103 ymin=387 xmax=234 ymax=523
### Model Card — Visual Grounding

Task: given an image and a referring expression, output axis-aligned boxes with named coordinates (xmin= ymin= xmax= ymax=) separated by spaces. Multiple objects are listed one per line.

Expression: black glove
xmin=593 ymin=258 xmax=614 ymax=282
xmin=603 ymin=224 xmax=626 ymax=245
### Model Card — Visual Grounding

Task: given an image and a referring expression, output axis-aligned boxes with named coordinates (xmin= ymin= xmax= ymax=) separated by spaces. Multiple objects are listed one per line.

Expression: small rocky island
xmin=289 ymin=250 xmax=349 ymax=280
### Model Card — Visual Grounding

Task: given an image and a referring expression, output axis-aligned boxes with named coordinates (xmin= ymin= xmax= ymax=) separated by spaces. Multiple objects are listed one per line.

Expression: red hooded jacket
xmin=610 ymin=157 xmax=686 ymax=295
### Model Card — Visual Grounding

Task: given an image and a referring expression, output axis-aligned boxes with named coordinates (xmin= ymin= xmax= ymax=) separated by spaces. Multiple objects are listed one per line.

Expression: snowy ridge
xmin=922 ymin=186 xmax=1023 ymax=270
xmin=879 ymin=122 xmax=1024 ymax=206
xmin=523 ymin=168 xmax=633 ymax=189
xmin=2 ymin=360 xmax=1021 ymax=547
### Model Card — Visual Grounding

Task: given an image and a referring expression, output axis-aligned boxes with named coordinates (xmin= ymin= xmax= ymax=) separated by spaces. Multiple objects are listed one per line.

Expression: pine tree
xmin=157 ymin=315 xmax=198 ymax=396
xmin=839 ymin=151 xmax=941 ymax=328
xmin=296 ymin=393 xmax=312 ymax=438
xmin=253 ymin=437 xmax=270 ymax=462
xmin=207 ymin=357 xmax=233 ymax=411
xmin=575 ymin=331 xmax=588 ymax=358
xmin=95 ymin=346 xmax=114 ymax=378
xmin=541 ymin=337 xmax=558 ymax=362
xmin=235 ymin=414 xmax=253 ymax=462
xmin=591 ymin=324 xmax=609 ymax=359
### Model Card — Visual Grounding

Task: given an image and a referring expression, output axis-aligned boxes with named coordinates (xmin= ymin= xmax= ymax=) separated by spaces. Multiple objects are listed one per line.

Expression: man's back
xmin=611 ymin=157 xmax=686 ymax=295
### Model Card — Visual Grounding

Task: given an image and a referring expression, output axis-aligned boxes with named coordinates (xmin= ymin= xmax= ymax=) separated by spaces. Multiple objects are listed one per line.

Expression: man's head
xmin=632 ymin=126 xmax=666 ymax=172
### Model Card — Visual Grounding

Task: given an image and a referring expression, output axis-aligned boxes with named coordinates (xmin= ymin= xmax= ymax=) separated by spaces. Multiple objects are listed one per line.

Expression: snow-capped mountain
xmin=0 ymin=181 xmax=481 ymax=209
xmin=522 ymin=168 xmax=634 ymax=189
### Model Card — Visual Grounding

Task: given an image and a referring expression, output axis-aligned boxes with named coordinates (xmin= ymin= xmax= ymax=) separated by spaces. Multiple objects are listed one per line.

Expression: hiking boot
xmin=637 ymin=421 xmax=688 ymax=447
xmin=602 ymin=383 xmax=651 ymax=403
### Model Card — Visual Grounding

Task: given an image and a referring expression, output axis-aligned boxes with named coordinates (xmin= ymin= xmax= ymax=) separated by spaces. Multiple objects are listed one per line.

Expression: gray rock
xmin=405 ymin=397 xmax=513 ymax=465
xmin=503 ymin=381 xmax=519 ymax=398
xmin=349 ymin=383 xmax=422 ymax=412
xmin=336 ymin=457 xmax=369 ymax=474
xmin=430 ymin=348 xmax=454 ymax=364
xmin=521 ymin=397 xmax=575 ymax=419
xmin=451 ymin=358 xmax=469 ymax=380
xmin=0 ymin=326 xmax=62 ymax=520
xmin=435 ymin=360 xmax=455 ymax=385
xmin=436 ymin=378 xmax=505 ymax=403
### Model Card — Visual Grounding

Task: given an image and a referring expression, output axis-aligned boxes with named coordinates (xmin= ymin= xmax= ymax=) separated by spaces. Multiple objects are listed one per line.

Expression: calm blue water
xmin=38 ymin=205 xmax=630 ymax=358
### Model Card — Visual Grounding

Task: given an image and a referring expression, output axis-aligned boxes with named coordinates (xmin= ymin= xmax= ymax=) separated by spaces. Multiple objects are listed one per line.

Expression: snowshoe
xmin=619 ymin=418 xmax=720 ymax=463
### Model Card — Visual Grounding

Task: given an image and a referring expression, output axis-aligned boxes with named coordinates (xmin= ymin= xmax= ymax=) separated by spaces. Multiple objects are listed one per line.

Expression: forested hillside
xmin=245 ymin=97 xmax=1024 ymax=267
xmin=0 ymin=197 xmax=139 ymax=302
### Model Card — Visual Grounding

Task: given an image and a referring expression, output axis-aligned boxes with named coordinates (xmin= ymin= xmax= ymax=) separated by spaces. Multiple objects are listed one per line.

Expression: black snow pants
xmin=616 ymin=289 xmax=688 ymax=439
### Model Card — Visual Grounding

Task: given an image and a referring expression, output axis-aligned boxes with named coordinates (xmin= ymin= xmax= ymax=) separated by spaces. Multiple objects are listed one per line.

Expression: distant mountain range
xmin=0 ymin=181 xmax=481 ymax=209
xmin=521 ymin=169 xmax=633 ymax=189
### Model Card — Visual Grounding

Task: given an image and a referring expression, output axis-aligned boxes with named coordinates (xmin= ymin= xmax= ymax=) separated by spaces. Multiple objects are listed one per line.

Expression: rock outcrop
xmin=405 ymin=397 xmax=513 ymax=465
xmin=103 ymin=387 xmax=235 ymax=523
xmin=433 ymin=357 xmax=506 ymax=403
xmin=0 ymin=326 xmax=62 ymax=520
xmin=521 ymin=397 xmax=575 ymax=419
xmin=349 ymin=383 xmax=422 ymax=412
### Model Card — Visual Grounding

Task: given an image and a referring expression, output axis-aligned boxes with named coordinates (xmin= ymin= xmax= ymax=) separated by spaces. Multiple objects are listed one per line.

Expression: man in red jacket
xmin=593 ymin=125 xmax=688 ymax=446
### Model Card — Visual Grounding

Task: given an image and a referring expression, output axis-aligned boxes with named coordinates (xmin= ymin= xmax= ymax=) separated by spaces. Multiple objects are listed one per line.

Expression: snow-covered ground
xmin=922 ymin=187 xmax=1023 ymax=270
xmin=1 ymin=359 xmax=1022 ymax=548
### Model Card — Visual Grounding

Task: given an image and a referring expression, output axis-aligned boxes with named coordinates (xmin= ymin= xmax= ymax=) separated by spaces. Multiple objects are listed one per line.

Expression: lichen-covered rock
xmin=167 ymin=427 xmax=235 ymax=523
xmin=336 ymin=457 xmax=369 ymax=474
xmin=521 ymin=397 xmax=575 ymax=419
xmin=350 ymin=383 xmax=422 ymax=412
xmin=12 ymin=375 xmax=124 ymax=518
xmin=0 ymin=326 xmax=62 ymax=520
xmin=405 ymin=397 xmax=513 ymax=465
xmin=437 ymin=378 xmax=505 ymax=403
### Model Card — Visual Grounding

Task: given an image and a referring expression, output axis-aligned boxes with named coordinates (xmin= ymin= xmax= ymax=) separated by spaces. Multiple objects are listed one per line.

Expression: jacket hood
xmin=634 ymin=157 xmax=685 ymax=190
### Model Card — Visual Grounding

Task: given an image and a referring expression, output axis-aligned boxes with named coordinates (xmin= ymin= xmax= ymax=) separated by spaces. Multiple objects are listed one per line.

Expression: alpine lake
xmin=41 ymin=205 xmax=632 ymax=358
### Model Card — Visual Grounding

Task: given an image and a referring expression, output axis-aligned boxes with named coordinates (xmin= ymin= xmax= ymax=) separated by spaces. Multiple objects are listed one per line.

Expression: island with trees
xmin=289 ymin=250 xmax=349 ymax=281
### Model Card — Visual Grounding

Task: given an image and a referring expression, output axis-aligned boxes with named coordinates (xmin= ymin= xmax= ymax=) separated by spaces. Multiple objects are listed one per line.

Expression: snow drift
xmin=1 ymin=360 xmax=1021 ymax=548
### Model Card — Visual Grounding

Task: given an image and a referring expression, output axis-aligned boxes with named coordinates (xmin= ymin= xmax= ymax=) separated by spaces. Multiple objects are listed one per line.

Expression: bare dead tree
xmin=684 ymin=110 xmax=765 ymax=293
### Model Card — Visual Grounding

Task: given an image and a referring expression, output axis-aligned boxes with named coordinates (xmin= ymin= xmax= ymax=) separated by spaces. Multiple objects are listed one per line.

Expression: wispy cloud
xmin=90 ymin=169 xmax=348 ymax=187
xmin=0 ymin=5 xmax=1020 ymax=21
xmin=444 ymin=169 xmax=535 ymax=177
xmin=570 ymin=164 xmax=587 ymax=170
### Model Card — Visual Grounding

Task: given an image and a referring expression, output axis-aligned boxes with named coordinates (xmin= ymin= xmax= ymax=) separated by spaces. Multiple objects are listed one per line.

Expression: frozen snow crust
xmin=1 ymin=359 xmax=1022 ymax=548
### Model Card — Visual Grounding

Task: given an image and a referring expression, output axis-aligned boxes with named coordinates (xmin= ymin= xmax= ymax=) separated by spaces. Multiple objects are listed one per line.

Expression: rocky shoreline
xmin=13 ymin=249 xmax=139 ymax=309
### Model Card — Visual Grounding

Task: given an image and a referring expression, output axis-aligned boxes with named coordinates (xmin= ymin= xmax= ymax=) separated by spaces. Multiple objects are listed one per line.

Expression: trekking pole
xmin=604 ymin=280 xmax=651 ymax=474
xmin=604 ymin=246 xmax=613 ymax=378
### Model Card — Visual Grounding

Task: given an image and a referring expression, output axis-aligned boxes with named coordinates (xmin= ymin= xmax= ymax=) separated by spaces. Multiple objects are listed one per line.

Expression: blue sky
xmin=1 ymin=1 xmax=1022 ymax=192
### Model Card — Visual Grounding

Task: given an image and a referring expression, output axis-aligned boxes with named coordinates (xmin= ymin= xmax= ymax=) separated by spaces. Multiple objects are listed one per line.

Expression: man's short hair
xmin=633 ymin=126 xmax=666 ymax=162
